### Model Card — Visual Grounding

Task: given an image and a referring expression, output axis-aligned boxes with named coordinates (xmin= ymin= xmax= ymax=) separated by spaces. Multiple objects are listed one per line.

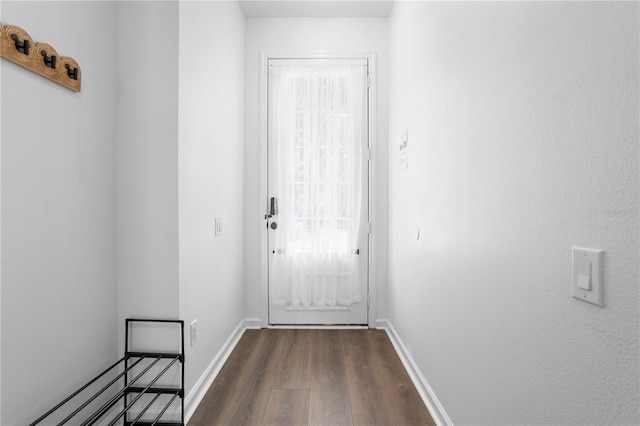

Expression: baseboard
xmin=377 ymin=319 xmax=454 ymax=426
xmin=184 ymin=318 xmax=253 ymax=424
xmin=243 ymin=317 xmax=263 ymax=329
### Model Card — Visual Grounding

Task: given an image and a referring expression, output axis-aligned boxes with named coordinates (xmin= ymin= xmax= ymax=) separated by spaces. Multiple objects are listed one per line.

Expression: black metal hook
xmin=41 ymin=50 xmax=56 ymax=69
xmin=10 ymin=34 xmax=30 ymax=55
xmin=65 ymin=63 xmax=78 ymax=80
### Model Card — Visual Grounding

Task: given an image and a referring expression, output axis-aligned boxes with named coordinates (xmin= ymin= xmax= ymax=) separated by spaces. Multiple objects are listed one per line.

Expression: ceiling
xmin=239 ymin=0 xmax=396 ymax=18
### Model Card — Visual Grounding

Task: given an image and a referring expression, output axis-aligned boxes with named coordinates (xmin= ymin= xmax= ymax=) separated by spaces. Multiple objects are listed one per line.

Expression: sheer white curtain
xmin=270 ymin=62 xmax=366 ymax=309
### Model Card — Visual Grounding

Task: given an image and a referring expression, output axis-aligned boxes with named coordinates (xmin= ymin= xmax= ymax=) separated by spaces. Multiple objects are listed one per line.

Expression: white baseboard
xmin=377 ymin=319 xmax=454 ymax=426
xmin=243 ymin=317 xmax=263 ymax=329
xmin=184 ymin=318 xmax=253 ymax=424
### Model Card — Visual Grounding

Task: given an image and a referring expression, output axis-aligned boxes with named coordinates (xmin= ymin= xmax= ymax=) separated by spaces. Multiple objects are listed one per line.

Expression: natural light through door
xmin=267 ymin=58 xmax=369 ymax=325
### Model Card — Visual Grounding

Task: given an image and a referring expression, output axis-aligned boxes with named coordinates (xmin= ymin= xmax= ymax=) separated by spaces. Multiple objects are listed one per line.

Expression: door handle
xmin=270 ymin=222 xmax=278 ymax=230
xmin=270 ymin=197 xmax=278 ymax=216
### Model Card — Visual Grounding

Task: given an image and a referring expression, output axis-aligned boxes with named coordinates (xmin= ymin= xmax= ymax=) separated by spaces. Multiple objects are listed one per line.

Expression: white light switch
xmin=572 ymin=247 xmax=604 ymax=307
xmin=577 ymin=260 xmax=591 ymax=290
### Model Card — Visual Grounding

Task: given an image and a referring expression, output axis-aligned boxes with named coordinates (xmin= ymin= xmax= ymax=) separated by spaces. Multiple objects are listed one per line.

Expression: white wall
xmin=178 ymin=0 xmax=245 ymax=398
xmin=0 ymin=1 xmax=245 ymax=422
xmin=243 ymin=17 xmax=389 ymax=322
xmin=388 ymin=2 xmax=639 ymax=424
xmin=1 ymin=2 xmax=117 ymax=424
xmin=1 ymin=1 xmax=4 ymax=422
xmin=116 ymin=1 xmax=180 ymax=347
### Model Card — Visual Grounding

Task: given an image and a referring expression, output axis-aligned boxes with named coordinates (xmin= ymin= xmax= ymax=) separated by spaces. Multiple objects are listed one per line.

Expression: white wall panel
xmin=388 ymin=2 xmax=639 ymax=424
xmin=1 ymin=2 xmax=117 ymax=423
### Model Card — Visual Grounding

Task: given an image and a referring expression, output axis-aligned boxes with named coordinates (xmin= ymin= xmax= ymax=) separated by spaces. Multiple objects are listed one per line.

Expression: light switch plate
xmin=190 ymin=319 xmax=198 ymax=347
xmin=572 ymin=247 xmax=604 ymax=307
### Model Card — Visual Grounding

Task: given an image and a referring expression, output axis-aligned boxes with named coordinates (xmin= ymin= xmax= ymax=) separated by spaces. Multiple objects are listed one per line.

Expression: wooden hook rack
xmin=0 ymin=22 xmax=81 ymax=92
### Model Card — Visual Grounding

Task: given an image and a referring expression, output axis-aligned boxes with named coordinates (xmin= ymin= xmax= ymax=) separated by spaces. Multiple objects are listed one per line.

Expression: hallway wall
xmin=243 ymin=17 xmax=389 ymax=323
xmin=388 ymin=2 xmax=639 ymax=424
xmin=1 ymin=2 xmax=118 ymax=424
xmin=116 ymin=0 xmax=180 ymax=343
xmin=1 ymin=2 xmax=246 ymax=422
xmin=178 ymin=0 xmax=246 ymax=399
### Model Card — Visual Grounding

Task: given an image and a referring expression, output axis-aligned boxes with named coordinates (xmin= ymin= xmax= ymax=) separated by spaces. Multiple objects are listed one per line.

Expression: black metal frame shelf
xmin=30 ymin=318 xmax=185 ymax=426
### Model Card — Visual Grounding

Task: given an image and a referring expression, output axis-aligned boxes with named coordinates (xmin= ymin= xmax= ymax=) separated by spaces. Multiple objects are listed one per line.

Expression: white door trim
xmin=258 ymin=51 xmax=379 ymax=328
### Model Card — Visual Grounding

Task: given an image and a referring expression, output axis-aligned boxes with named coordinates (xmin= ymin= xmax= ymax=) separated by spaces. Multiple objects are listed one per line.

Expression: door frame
xmin=258 ymin=51 xmax=379 ymax=328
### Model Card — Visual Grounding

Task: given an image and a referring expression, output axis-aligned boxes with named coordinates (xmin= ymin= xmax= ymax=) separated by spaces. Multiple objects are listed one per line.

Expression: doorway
xmin=266 ymin=58 xmax=370 ymax=325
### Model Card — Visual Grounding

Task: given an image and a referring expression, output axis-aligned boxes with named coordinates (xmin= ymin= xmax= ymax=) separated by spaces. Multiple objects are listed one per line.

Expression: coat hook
xmin=2 ymin=23 xmax=81 ymax=92
xmin=65 ymin=63 xmax=78 ymax=80
xmin=11 ymin=33 xmax=30 ymax=55
xmin=41 ymin=50 xmax=56 ymax=69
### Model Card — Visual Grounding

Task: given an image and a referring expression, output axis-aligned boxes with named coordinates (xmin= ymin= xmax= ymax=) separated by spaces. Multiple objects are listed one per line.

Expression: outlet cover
xmin=190 ymin=319 xmax=198 ymax=347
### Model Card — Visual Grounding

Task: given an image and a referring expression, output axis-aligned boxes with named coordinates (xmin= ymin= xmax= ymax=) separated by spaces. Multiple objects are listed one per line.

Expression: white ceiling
xmin=239 ymin=0 xmax=395 ymax=18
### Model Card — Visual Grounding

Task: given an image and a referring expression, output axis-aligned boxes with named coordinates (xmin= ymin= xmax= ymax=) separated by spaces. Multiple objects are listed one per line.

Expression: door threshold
xmin=267 ymin=324 xmax=369 ymax=329
xmin=285 ymin=306 xmax=351 ymax=312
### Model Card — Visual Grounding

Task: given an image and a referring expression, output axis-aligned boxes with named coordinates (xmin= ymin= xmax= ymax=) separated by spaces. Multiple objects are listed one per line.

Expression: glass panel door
xmin=267 ymin=58 xmax=369 ymax=325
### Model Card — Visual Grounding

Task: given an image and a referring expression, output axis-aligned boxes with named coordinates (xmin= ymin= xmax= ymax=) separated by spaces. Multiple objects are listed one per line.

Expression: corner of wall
xmin=115 ymin=0 xmax=181 ymax=354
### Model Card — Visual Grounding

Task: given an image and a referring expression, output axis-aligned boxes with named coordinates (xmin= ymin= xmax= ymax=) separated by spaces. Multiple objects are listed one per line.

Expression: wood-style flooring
xmin=188 ymin=329 xmax=435 ymax=426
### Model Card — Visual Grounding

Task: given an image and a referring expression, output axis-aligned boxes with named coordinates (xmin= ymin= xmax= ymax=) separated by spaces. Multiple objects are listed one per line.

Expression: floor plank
xmin=340 ymin=330 xmax=398 ymax=426
xmin=273 ymin=329 xmax=313 ymax=390
xmin=224 ymin=329 xmax=286 ymax=425
xmin=308 ymin=330 xmax=353 ymax=426
xmin=261 ymin=389 xmax=310 ymax=426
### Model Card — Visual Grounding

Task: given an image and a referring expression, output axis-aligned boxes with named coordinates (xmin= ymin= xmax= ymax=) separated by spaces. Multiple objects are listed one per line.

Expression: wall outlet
xmin=190 ymin=319 xmax=198 ymax=347
xmin=214 ymin=218 xmax=222 ymax=237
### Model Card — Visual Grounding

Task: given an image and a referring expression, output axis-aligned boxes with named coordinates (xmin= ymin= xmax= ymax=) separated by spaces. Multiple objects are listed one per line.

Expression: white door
xmin=267 ymin=58 xmax=369 ymax=325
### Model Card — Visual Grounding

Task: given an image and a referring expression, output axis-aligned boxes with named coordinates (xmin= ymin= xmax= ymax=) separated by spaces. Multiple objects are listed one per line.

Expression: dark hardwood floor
xmin=189 ymin=329 xmax=436 ymax=426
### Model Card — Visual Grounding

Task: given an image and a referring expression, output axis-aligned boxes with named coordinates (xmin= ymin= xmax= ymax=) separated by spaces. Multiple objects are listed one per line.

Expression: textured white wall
xmin=178 ymin=0 xmax=245 ymax=398
xmin=243 ymin=17 xmax=389 ymax=322
xmin=388 ymin=2 xmax=639 ymax=424
xmin=116 ymin=1 xmax=180 ymax=348
xmin=1 ymin=2 xmax=117 ymax=424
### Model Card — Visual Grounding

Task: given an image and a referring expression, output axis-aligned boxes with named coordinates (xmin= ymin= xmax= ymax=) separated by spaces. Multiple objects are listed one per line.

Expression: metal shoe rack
xmin=30 ymin=318 xmax=185 ymax=426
